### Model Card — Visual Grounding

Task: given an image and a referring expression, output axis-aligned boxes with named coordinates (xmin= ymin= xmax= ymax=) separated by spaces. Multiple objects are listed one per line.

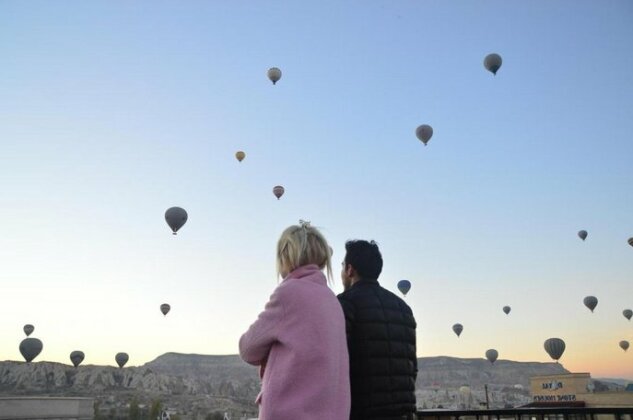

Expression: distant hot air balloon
xmin=485 ymin=349 xmax=498 ymax=364
xmin=273 ymin=185 xmax=285 ymax=200
xmin=583 ymin=296 xmax=598 ymax=312
xmin=19 ymin=338 xmax=43 ymax=363
xmin=235 ymin=151 xmax=245 ymax=162
xmin=624 ymin=309 xmax=633 ymax=321
xmin=544 ymin=338 xmax=566 ymax=362
xmin=503 ymin=306 xmax=511 ymax=315
xmin=23 ymin=324 xmax=34 ymax=337
xmin=578 ymin=230 xmax=588 ymax=241
xmin=115 ymin=352 xmax=129 ymax=368
xmin=70 ymin=351 xmax=85 ymax=367
xmin=267 ymin=67 xmax=282 ymax=85
xmin=165 ymin=207 xmax=188 ymax=235
xmin=452 ymin=323 xmax=463 ymax=337
xmin=415 ymin=124 xmax=433 ymax=146
xmin=160 ymin=303 xmax=171 ymax=316
xmin=397 ymin=280 xmax=411 ymax=296
xmin=628 ymin=237 xmax=633 ymax=247
xmin=620 ymin=340 xmax=630 ymax=352
xmin=483 ymin=53 xmax=502 ymax=75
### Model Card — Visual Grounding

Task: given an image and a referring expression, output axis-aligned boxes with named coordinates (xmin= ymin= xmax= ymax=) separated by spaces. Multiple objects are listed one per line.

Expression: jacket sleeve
xmin=337 ymin=295 xmax=355 ymax=353
xmin=239 ymin=286 xmax=286 ymax=366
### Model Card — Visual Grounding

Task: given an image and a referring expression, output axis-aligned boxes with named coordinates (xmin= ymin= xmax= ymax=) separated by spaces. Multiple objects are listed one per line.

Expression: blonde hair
xmin=276 ymin=221 xmax=333 ymax=282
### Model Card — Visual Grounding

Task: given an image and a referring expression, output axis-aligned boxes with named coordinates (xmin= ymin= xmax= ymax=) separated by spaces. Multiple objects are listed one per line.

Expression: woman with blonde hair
xmin=239 ymin=221 xmax=350 ymax=420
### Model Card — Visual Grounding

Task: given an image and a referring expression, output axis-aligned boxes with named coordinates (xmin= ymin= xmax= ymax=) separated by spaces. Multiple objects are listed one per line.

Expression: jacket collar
xmin=350 ymin=278 xmax=380 ymax=289
xmin=283 ymin=264 xmax=326 ymax=285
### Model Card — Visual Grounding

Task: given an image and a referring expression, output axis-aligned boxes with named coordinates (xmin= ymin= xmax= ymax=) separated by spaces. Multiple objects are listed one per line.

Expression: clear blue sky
xmin=1 ymin=1 xmax=632 ymax=378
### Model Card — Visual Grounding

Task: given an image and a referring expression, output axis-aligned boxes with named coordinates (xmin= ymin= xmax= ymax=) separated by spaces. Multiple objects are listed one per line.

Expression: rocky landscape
xmin=0 ymin=353 xmax=624 ymax=419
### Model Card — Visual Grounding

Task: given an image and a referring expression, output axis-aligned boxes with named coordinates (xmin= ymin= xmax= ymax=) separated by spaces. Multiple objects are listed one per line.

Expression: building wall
xmin=530 ymin=373 xmax=633 ymax=407
xmin=530 ymin=373 xmax=591 ymax=403
xmin=0 ymin=397 xmax=93 ymax=420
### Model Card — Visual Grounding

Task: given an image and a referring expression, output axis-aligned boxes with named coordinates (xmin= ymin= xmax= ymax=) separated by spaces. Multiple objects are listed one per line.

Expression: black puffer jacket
xmin=338 ymin=279 xmax=417 ymax=420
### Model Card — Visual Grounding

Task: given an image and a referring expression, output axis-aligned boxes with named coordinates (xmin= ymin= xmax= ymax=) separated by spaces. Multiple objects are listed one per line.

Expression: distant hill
xmin=417 ymin=356 xmax=568 ymax=388
xmin=0 ymin=354 xmax=573 ymax=418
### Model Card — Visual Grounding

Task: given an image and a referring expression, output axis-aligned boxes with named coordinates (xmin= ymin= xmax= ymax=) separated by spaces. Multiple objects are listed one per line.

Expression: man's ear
xmin=345 ymin=265 xmax=355 ymax=279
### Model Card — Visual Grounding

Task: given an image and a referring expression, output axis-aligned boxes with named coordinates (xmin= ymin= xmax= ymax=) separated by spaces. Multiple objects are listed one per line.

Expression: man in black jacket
xmin=338 ymin=240 xmax=417 ymax=420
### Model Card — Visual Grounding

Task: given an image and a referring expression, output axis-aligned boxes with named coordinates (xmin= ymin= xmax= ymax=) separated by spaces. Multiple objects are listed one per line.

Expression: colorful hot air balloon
xmin=23 ymin=324 xmax=34 ymax=337
xmin=484 ymin=53 xmax=502 ymax=75
xmin=485 ymin=349 xmax=498 ymax=364
xmin=620 ymin=340 xmax=630 ymax=352
xmin=503 ymin=306 xmax=511 ymax=315
xmin=578 ymin=230 xmax=588 ymax=241
xmin=235 ymin=151 xmax=245 ymax=162
xmin=267 ymin=67 xmax=282 ymax=85
xmin=397 ymin=280 xmax=411 ymax=296
xmin=160 ymin=303 xmax=171 ymax=316
xmin=544 ymin=338 xmax=566 ymax=361
xmin=19 ymin=338 xmax=43 ymax=363
xmin=583 ymin=296 xmax=598 ymax=312
xmin=165 ymin=207 xmax=188 ymax=235
xmin=624 ymin=309 xmax=633 ymax=321
xmin=452 ymin=323 xmax=463 ymax=337
xmin=115 ymin=352 xmax=129 ymax=368
xmin=273 ymin=185 xmax=285 ymax=200
xmin=415 ymin=124 xmax=433 ymax=146
xmin=70 ymin=351 xmax=85 ymax=367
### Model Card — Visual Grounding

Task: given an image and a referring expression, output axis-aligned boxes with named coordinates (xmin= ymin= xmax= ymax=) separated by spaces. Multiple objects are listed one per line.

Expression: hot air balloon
xmin=628 ymin=237 xmax=633 ymax=247
xmin=397 ymin=280 xmax=411 ymax=296
xmin=583 ymin=296 xmax=598 ymax=312
xmin=452 ymin=323 xmax=463 ymax=337
xmin=620 ymin=340 xmax=629 ymax=352
xmin=624 ymin=309 xmax=632 ymax=321
xmin=485 ymin=349 xmax=498 ymax=364
xmin=415 ymin=124 xmax=433 ymax=146
xmin=503 ymin=306 xmax=511 ymax=315
xmin=19 ymin=338 xmax=43 ymax=363
xmin=235 ymin=151 xmax=245 ymax=162
xmin=70 ymin=351 xmax=85 ymax=367
xmin=483 ymin=53 xmax=502 ymax=75
xmin=544 ymin=338 xmax=566 ymax=361
xmin=267 ymin=67 xmax=282 ymax=85
xmin=165 ymin=207 xmax=188 ymax=235
xmin=23 ymin=324 xmax=34 ymax=337
xmin=115 ymin=352 xmax=129 ymax=368
xmin=273 ymin=185 xmax=285 ymax=200
xmin=578 ymin=230 xmax=588 ymax=241
xmin=160 ymin=303 xmax=171 ymax=316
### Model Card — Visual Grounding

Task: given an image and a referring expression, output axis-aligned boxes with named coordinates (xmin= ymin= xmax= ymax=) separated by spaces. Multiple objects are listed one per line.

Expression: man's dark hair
xmin=344 ymin=240 xmax=383 ymax=280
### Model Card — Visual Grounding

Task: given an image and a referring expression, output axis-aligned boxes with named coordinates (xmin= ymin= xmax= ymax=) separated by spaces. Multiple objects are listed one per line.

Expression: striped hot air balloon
xmin=544 ymin=338 xmax=566 ymax=362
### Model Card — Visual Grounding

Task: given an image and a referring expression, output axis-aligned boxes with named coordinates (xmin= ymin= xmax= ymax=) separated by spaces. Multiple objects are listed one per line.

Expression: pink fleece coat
xmin=239 ymin=265 xmax=350 ymax=420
